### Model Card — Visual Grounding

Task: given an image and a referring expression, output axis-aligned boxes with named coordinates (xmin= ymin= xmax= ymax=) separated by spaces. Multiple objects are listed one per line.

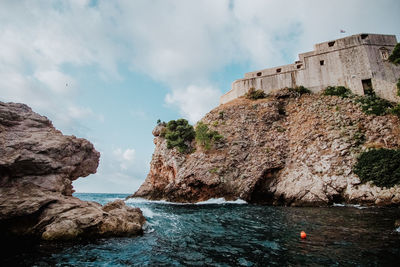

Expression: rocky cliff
xmin=0 ymin=102 xmax=145 ymax=240
xmin=132 ymin=90 xmax=400 ymax=206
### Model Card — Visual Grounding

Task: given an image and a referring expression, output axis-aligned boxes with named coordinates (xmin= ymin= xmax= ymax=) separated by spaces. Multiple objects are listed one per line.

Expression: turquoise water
xmin=2 ymin=193 xmax=400 ymax=266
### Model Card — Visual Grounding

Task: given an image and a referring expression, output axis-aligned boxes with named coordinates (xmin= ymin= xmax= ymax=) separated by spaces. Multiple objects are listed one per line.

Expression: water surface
xmin=2 ymin=193 xmax=399 ymax=266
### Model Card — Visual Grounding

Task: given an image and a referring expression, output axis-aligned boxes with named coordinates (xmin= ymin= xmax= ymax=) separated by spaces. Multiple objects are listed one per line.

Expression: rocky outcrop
xmin=0 ymin=102 xmax=145 ymax=240
xmin=132 ymin=91 xmax=400 ymax=206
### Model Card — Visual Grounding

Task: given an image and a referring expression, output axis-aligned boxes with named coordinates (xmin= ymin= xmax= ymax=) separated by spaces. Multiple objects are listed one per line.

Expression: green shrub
xmin=390 ymin=103 xmax=400 ymax=118
xmin=353 ymin=148 xmax=400 ymax=187
xmin=355 ymin=95 xmax=393 ymax=116
xmin=288 ymin=85 xmax=311 ymax=95
xmin=397 ymin=78 xmax=400 ymax=97
xmin=245 ymin=88 xmax=267 ymax=100
xmin=195 ymin=122 xmax=223 ymax=150
xmin=164 ymin=119 xmax=195 ymax=153
xmin=388 ymin=43 xmax=400 ymax=65
xmin=323 ymin=86 xmax=352 ymax=98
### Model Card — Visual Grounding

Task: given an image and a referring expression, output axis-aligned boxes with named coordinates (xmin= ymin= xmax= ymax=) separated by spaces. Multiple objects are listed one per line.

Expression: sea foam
xmin=125 ymin=197 xmax=247 ymax=205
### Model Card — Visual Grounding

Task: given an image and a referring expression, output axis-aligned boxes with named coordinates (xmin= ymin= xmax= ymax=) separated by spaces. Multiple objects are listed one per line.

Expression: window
xmin=320 ymin=60 xmax=325 ymax=66
xmin=257 ymin=72 xmax=262 ymax=77
xmin=362 ymin=79 xmax=373 ymax=95
xmin=328 ymin=41 xmax=335 ymax=47
xmin=379 ymin=47 xmax=389 ymax=60
xmin=361 ymin=34 xmax=369 ymax=40
xmin=276 ymin=68 xmax=281 ymax=73
xmin=297 ymin=64 xmax=302 ymax=69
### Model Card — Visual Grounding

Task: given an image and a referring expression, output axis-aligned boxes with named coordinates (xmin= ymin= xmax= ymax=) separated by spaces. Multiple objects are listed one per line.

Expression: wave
xmin=195 ymin=198 xmax=247 ymax=205
xmin=332 ymin=203 xmax=367 ymax=209
xmin=140 ymin=207 xmax=155 ymax=218
xmin=125 ymin=197 xmax=247 ymax=205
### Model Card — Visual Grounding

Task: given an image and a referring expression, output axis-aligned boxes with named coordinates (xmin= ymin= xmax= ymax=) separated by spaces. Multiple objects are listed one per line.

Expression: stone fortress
xmin=220 ymin=33 xmax=400 ymax=104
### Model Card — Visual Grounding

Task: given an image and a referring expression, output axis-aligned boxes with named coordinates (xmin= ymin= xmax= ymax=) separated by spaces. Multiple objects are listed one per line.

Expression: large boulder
xmin=0 ymin=102 xmax=145 ymax=240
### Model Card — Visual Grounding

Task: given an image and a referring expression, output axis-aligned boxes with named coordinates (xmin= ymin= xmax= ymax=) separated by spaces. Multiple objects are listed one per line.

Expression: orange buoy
xmin=300 ymin=231 xmax=307 ymax=239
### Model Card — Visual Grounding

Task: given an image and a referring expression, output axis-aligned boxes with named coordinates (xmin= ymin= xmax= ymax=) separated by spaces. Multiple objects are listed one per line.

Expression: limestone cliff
xmin=0 ymin=102 xmax=145 ymax=240
xmin=133 ymin=90 xmax=400 ymax=206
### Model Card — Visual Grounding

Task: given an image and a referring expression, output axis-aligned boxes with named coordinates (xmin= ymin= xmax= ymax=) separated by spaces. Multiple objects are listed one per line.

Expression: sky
xmin=1 ymin=0 xmax=399 ymax=193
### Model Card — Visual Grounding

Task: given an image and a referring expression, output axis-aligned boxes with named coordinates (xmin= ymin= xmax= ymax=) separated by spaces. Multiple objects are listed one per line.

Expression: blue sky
xmin=1 ymin=0 xmax=399 ymax=193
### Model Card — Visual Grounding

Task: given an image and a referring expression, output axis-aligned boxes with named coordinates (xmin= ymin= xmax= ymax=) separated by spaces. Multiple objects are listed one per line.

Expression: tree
xmin=164 ymin=119 xmax=195 ymax=153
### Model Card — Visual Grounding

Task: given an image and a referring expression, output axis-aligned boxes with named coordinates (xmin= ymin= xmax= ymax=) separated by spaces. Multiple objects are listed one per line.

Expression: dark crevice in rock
xmin=248 ymin=168 xmax=281 ymax=204
xmin=0 ymin=199 xmax=58 ymax=239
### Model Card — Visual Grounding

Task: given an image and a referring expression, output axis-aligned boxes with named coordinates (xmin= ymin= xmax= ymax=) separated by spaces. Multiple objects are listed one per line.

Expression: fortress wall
xmin=365 ymin=44 xmax=400 ymax=102
xmin=220 ymin=34 xmax=400 ymax=105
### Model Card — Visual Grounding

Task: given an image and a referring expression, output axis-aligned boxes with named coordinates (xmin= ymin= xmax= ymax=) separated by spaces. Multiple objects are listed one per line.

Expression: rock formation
xmin=132 ymin=90 xmax=400 ymax=206
xmin=0 ymin=102 xmax=145 ymax=240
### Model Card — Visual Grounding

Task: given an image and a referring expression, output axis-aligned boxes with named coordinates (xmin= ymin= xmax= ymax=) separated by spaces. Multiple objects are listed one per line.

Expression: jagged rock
xmin=0 ymin=102 xmax=145 ymax=240
xmin=131 ymin=94 xmax=400 ymax=206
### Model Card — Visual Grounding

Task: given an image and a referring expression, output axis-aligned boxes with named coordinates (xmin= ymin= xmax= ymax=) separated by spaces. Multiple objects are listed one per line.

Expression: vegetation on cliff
xmin=195 ymin=122 xmax=223 ymax=150
xmin=388 ymin=42 xmax=400 ymax=96
xmin=163 ymin=119 xmax=195 ymax=153
xmin=288 ymin=85 xmax=311 ymax=95
xmin=245 ymin=87 xmax=267 ymax=100
xmin=355 ymin=94 xmax=394 ymax=116
xmin=323 ymin=86 xmax=352 ymax=98
xmin=354 ymin=148 xmax=400 ymax=187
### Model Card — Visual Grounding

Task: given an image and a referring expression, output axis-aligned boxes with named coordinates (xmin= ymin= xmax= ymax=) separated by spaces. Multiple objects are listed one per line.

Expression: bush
xmin=164 ymin=119 xmax=195 ymax=153
xmin=355 ymin=94 xmax=393 ymax=116
xmin=245 ymin=88 xmax=267 ymax=100
xmin=195 ymin=122 xmax=223 ymax=150
xmin=388 ymin=43 xmax=400 ymax=65
xmin=390 ymin=103 xmax=400 ymax=118
xmin=397 ymin=78 xmax=400 ymax=97
xmin=288 ymin=85 xmax=311 ymax=95
xmin=323 ymin=86 xmax=352 ymax=98
xmin=353 ymin=148 xmax=400 ymax=187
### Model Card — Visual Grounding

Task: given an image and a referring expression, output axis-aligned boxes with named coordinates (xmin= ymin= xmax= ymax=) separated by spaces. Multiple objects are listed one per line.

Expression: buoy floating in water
xmin=300 ymin=231 xmax=307 ymax=239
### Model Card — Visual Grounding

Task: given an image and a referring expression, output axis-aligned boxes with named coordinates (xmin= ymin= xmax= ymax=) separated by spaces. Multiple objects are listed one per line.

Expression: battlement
xmin=221 ymin=33 xmax=400 ymax=104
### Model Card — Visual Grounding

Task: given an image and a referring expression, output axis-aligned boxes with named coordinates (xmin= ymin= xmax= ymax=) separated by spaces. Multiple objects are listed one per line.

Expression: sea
xmin=2 ymin=193 xmax=400 ymax=266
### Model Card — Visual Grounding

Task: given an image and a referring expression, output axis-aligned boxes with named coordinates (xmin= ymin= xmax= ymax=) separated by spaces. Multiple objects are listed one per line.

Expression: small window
xmin=276 ymin=68 xmax=281 ymax=73
xmin=297 ymin=64 xmax=302 ymax=69
xmin=257 ymin=72 xmax=262 ymax=77
xmin=295 ymin=60 xmax=301 ymax=64
xmin=320 ymin=60 xmax=325 ymax=66
xmin=379 ymin=47 xmax=389 ymax=60
xmin=328 ymin=41 xmax=335 ymax=47
xmin=361 ymin=34 xmax=369 ymax=40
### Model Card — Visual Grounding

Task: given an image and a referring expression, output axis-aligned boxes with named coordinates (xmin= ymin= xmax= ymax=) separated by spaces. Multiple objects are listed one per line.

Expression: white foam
xmin=125 ymin=197 xmax=186 ymax=205
xmin=332 ymin=203 xmax=367 ymax=209
xmin=140 ymin=207 xmax=155 ymax=218
xmin=125 ymin=197 xmax=247 ymax=205
xmin=195 ymin=198 xmax=247 ymax=205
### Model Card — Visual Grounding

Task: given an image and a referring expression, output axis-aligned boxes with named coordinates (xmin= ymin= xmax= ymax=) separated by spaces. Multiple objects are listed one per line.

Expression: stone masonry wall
xmin=221 ymin=34 xmax=400 ymax=104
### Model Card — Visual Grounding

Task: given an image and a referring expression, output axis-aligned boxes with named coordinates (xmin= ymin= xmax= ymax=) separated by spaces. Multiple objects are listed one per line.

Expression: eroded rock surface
xmin=0 ymin=102 xmax=145 ymax=240
xmin=132 ymin=91 xmax=400 ymax=206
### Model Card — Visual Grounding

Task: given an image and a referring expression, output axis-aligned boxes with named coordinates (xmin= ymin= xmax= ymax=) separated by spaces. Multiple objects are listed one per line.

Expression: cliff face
xmin=133 ymin=91 xmax=400 ymax=206
xmin=0 ymin=102 xmax=145 ymax=240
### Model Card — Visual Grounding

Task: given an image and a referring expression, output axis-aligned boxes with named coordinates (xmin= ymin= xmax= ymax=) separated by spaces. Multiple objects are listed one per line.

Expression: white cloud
xmin=165 ymin=85 xmax=221 ymax=124
xmin=113 ymin=148 xmax=136 ymax=170
xmin=34 ymin=70 xmax=75 ymax=94
xmin=68 ymin=106 xmax=94 ymax=119
xmin=1 ymin=0 xmax=400 ymax=193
